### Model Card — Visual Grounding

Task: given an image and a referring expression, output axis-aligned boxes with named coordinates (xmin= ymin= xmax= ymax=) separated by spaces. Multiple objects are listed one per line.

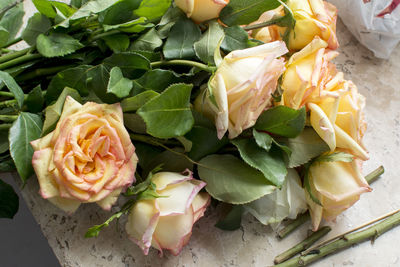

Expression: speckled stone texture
xmin=15 ymin=2 xmax=400 ymax=267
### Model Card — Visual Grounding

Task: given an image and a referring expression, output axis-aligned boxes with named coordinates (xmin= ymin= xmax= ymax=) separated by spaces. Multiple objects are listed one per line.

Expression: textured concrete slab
xmin=16 ymin=2 xmax=400 ymax=267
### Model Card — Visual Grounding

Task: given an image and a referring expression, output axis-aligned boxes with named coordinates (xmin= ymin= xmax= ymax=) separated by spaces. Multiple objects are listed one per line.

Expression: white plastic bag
xmin=329 ymin=0 xmax=400 ymax=58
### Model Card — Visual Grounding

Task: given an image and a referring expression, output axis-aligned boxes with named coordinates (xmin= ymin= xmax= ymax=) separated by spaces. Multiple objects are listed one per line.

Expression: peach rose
xmin=175 ymin=0 xmax=229 ymax=23
xmin=201 ymin=41 xmax=288 ymax=139
xmin=126 ymin=171 xmax=210 ymax=256
xmin=286 ymin=0 xmax=338 ymax=51
xmin=31 ymin=96 xmax=138 ymax=213
xmin=306 ymin=157 xmax=371 ymax=230
xmin=247 ymin=7 xmax=284 ymax=44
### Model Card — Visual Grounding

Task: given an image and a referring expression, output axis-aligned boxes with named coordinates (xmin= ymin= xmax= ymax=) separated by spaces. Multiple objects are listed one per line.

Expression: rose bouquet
xmin=0 ymin=0 xmax=397 ymax=265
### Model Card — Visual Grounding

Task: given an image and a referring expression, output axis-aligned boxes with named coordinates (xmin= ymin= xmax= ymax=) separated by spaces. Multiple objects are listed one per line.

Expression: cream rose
xmin=306 ymin=157 xmax=371 ymax=230
xmin=247 ymin=7 xmax=284 ymax=44
xmin=286 ymin=0 xmax=338 ymax=51
xmin=126 ymin=171 xmax=210 ymax=256
xmin=201 ymin=41 xmax=288 ymax=139
xmin=175 ymin=0 xmax=229 ymax=23
xmin=31 ymin=96 xmax=138 ymax=213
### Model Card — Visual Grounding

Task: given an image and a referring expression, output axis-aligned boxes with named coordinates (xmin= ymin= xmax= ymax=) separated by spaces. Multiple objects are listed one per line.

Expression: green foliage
xmin=9 ymin=113 xmax=43 ymax=183
xmin=107 ymin=66 xmax=133 ymax=98
xmin=104 ymin=52 xmax=151 ymax=79
xmin=255 ymin=106 xmax=306 ymax=138
xmin=278 ymin=127 xmax=330 ymax=168
xmin=232 ymin=138 xmax=287 ymax=187
xmin=253 ymin=129 xmax=273 ymax=151
xmin=221 ymin=26 xmax=258 ymax=52
xmin=121 ymin=90 xmax=159 ymax=112
xmin=21 ymin=13 xmax=51 ymax=46
xmin=138 ymin=83 xmax=194 ymax=138
xmin=194 ymin=20 xmax=225 ymax=65
xmin=0 ymin=1 xmax=24 ymax=45
xmin=130 ymin=28 xmax=163 ymax=52
xmin=102 ymin=34 xmax=130 ymax=52
xmin=42 ymin=87 xmax=81 ymax=136
xmin=25 ymin=85 xmax=44 ymax=113
xmin=133 ymin=0 xmax=172 ymax=21
xmin=198 ymin=154 xmax=276 ymax=204
xmin=0 ymin=179 xmax=19 ymax=219
xmin=0 ymin=70 xmax=24 ymax=108
xmin=215 ymin=205 xmax=244 ymax=231
xmin=220 ymin=0 xmax=281 ymax=26
xmin=36 ymin=33 xmax=84 ymax=58
xmin=163 ymin=17 xmax=201 ymax=59
xmin=131 ymin=69 xmax=183 ymax=95
xmin=185 ymin=125 xmax=229 ymax=161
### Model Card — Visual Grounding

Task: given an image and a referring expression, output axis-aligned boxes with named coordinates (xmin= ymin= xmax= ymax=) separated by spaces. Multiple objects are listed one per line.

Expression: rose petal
xmin=32 ymin=148 xmax=59 ymax=199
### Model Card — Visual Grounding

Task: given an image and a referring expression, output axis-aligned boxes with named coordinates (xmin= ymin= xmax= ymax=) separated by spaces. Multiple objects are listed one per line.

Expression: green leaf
xmin=220 ymin=0 xmax=281 ymax=26
xmin=278 ymin=127 xmax=330 ymax=168
xmin=138 ymin=83 xmax=194 ymax=138
xmin=57 ymin=0 xmax=121 ymax=28
xmin=163 ymin=17 xmax=201 ymax=59
xmin=42 ymin=87 xmax=81 ymax=136
xmin=9 ymin=113 xmax=43 ymax=183
xmin=21 ymin=13 xmax=52 ymax=46
xmin=103 ymin=17 xmax=151 ymax=33
xmin=221 ymin=25 xmax=254 ymax=52
xmin=130 ymin=28 xmax=162 ymax=52
xmin=304 ymin=168 xmax=322 ymax=206
xmin=104 ymin=52 xmax=151 ymax=79
xmin=253 ymin=129 xmax=273 ymax=151
xmin=102 ymin=33 xmax=129 ymax=52
xmin=121 ymin=90 xmax=159 ymax=112
xmin=244 ymin=168 xmax=307 ymax=225
xmin=131 ymin=69 xmax=183 ymax=95
xmin=0 ymin=1 xmax=24 ymax=43
xmin=194 ymin=20 xmax=224 ymax=65
xmin=86 ymin=64 xmax=119 ymax=104
xmin=25 ymin=85 xmax=44 ymax=113
xmin=0 ymin=25 xmax=9 ymax=47
xmin=85 ymin=210 xmax=125 ymax=238
xmin=100 ymin=0 xmax=142 ymax=25
xmin=255 ymin=106 xmax=306 ymax=138
xmin=0 ymin=70 xmax=24 ymax=108
xmin=123 ymin=113 xmax=147 ymax=134
xmin=157 ymin=7 xmax=185 ymax=39
xmin=37 ymin=33 xmax=84 ymax=58
xmin=106 ymin=66 xmax=133 ymax=98
xmin=198 ymin=154 xmax=276 ymax=204
xmin=315 ymin=152 xmax=354 ymax=163
xmin=32 ymin=0 xmax=57 ymax=18
xmin=232 ymin=139 xmax=287 ymax=187
xmin=0 ymin=180 xmax=19 ymax=219
xmin=46 ymin=65 xmax=91 ymax=104
xmin=185 ymin=126 xmax=228 ymax=161
xmin=51 ymin=2 xmax=76 ymax=18
xmin=215 ymin=205 xmax=244 ymax=231
xmin=133 ymin=0 xmax=172 ymax=21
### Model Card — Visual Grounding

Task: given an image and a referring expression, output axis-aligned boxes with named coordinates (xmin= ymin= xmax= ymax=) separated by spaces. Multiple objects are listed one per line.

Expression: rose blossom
xmin=200 ymin=41 xmax=288 ymax=139
xmin=285 ymin=0 xmax=338 ymax=51
xmin=126 ymin=171 xmax=210 ymax=256
xmin=31 ymin=96 xmax=138 ymax=213
xmin=306 ymin=156 xmax=371 ymax=230
xmin=175 ymin=0 xmax=229 ymax=23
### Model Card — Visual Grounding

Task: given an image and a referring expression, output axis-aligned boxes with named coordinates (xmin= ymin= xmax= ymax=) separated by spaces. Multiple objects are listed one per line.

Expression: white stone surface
xmin=15 ymin=2 xmax=400 ymax=267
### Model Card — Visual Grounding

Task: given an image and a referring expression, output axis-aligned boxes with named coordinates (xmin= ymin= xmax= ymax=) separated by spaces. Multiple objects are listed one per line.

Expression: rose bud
xmin=200 ymin=41 xmax=288 ymax=139
xmin=286 ymin=0 xmax=338 ymax=51
xmin=308 ymin=81 xmax=369 ymax=160
xmin=281 ymin=36 xmax=339 ymax=110
xmin=247 ymin=7 xmax=284 ymax=44
xmin=31 ymin=96 xmax=138 ymax=213
xmin=306 ymin=157 xmax=371 ymax=230
xmin=126 ymin=171 xmax=210 ymax=256
xmin=175 ymin=0 xmax=229 ymax=23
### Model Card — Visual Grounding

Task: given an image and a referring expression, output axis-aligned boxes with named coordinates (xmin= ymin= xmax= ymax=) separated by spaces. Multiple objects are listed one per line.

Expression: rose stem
xmin=274 ymin=226 xmax=331 ymax=264
xmin=365 ymin=165 xmax=384 ymax=184
xmin=243 ymin=16 xmax=288 ymax=31
xmin=273 ymin=209 xmax=400 ymax=267
xmin=0 ymin=123 xmax=11 ymax=130
xmin=276 ymin=166 xmax=384 ymax=239
xmin=16 ymin=65 xmax=75 ymax=81
xmin=0 ymin=47 xmax=30 ymax=64
xmin=0 ymin=114 xmax=18 ymax=122
xmin=151 ymin=60 xmax=217 ymax=73
xmin=277 ymin=212 xmax=311 ymax=239
xmin=0 ymin=53 xmax=42 ymax=70
xmin=0 ymin=91 xmax=14 ymax=98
